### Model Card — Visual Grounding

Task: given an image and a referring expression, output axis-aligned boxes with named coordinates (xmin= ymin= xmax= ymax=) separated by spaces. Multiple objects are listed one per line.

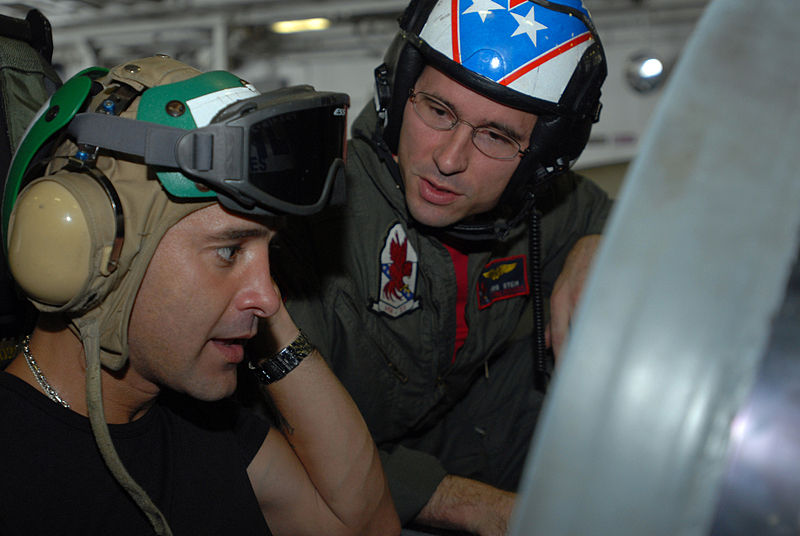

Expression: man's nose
xmin=239 ymin=246 xmax=281 ymax=319
xmin=433 ymin=122 xmax=473 ymax=175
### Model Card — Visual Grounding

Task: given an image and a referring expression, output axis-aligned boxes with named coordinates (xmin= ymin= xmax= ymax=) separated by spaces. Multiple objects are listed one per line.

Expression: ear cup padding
xmin=7 ymin=173 xmax=120 ymax=310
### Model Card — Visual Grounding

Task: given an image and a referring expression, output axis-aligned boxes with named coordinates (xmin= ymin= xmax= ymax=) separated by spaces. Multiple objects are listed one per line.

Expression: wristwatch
xmin=247 ymin=331 xmax=315 ymax=384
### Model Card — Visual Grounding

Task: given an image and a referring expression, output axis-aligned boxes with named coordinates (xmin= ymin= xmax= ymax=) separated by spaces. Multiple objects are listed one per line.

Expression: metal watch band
xmin=247 ymin=331 xmax=315 ymax=384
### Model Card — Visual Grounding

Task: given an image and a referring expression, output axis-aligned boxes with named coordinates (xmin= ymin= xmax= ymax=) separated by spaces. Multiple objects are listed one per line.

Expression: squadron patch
xmin=372 ymin=223 xmax=420 ymax=318
xmin=477 ymin=255 xmax=529 ymax=309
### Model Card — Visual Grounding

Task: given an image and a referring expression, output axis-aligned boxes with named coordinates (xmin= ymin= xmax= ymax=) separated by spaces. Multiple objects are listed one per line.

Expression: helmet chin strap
xmin=439 ymin=146 xmax=552 ymax=243
xmin=433 ymin=191 xmax=535 ymax=243
xmin=79 ymin=317 xmax=173 ymax=535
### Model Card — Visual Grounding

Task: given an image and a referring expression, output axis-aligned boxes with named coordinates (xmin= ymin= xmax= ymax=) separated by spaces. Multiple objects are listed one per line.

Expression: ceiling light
xmin=271 ymin=18 xmax=331 ymax=34
xmin=625 ymin=52 xmax=669 ymax=94
xmin=639 ymin=58 xmax=664 ymax=79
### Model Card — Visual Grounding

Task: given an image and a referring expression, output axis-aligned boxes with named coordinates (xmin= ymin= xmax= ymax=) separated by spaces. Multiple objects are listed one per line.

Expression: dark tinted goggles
xmin=67 ymin=85 xmax=349 ymax=216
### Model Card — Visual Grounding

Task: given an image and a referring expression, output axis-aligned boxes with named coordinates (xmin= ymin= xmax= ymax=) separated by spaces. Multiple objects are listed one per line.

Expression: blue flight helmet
xmin=375 ymin=0 xmax=607 ymax=239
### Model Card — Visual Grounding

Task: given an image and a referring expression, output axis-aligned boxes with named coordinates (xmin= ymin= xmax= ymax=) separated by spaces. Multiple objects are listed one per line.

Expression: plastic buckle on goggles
xmin=66 ymin=85 xmax=350 ymax=216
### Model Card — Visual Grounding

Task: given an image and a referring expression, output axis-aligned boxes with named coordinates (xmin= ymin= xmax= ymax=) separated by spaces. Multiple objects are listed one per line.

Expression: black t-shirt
xmin=0 ymin=371 xmax=271 ymax=535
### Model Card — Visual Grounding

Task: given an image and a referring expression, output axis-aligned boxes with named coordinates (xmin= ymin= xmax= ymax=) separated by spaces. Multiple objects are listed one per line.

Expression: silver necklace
xmin=22 ymin=335 xmax=70 ymax=408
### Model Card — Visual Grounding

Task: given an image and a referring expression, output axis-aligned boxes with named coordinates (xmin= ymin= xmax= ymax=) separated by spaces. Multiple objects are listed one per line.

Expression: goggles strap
xmin=75 ymin=83 xmax=142 ymax=168
xmin=66 ymin=113 xmax=185 ymax=168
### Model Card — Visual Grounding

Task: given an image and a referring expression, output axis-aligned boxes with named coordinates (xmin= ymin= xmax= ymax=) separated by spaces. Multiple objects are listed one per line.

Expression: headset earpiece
xmin=7 ymin=170 xmax=124 ymax=311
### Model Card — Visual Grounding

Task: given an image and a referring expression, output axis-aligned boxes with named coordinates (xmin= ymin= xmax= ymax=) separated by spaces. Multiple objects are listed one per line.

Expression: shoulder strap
xmin=0 ymin=9 xmax=62 ymax=365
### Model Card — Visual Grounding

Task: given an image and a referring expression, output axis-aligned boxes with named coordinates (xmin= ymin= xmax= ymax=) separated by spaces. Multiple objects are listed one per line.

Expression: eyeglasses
xmin=409 ymin=90 xmax=529 ymax=161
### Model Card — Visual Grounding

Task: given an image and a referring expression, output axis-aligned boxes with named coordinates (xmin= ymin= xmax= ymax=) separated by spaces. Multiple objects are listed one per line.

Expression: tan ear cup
xmin=7 ymin=172 xmax=122 ymax=310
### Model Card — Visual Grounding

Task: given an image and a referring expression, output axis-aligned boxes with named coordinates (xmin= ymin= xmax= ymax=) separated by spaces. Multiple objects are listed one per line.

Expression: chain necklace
xmin=22 ymin=335 xmax=70 ymax=408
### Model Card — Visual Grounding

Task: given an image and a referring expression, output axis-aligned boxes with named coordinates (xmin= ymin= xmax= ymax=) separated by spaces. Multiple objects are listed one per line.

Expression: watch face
xmin=248 ymin=331 xmax=314 ymax=384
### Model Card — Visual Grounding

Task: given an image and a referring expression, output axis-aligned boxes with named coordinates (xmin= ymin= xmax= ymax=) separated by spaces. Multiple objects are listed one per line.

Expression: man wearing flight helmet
xmin=272 ymin=1 xmax=611 ymax=534
xmin=0 ymin=55 xmax=400 ymax=535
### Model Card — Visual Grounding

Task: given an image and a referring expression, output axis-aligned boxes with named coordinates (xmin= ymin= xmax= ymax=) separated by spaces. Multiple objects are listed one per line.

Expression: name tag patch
xmin=477 ymin=255 xmax=529 ymax=309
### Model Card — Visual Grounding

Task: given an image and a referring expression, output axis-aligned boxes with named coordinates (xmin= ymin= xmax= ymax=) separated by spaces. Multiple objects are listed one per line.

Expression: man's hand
xmin=547 ymin=234 xmax=602 ymax=360
xmin=414 ymin=475 xmax=515 ymax=536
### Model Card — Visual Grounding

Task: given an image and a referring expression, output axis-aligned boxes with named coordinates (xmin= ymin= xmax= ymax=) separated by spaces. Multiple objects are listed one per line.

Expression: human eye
xmin=473 ymin=128 xmax=520 ymax=159
xmin=421 ymin=96 xmax=454 ymax=122
xmin=216 ymin=245 xmax=243 ymax=265
xmin=428 ymin=100 xmax=449 ymax=117
xmin=476 ymin=127 xmax=515 ymax=147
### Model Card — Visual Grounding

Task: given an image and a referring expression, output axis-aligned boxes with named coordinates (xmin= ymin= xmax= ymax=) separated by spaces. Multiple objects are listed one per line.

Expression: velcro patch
xmin=477 ymin=255 xmax=529 ymax=309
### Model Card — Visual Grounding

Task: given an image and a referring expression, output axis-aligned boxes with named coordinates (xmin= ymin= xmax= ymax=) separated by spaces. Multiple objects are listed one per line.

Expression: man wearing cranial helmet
xmin=0 ymin=55 xmax=400 ymax=535
xmin=270 ymin=1 xmax=613 ymax=534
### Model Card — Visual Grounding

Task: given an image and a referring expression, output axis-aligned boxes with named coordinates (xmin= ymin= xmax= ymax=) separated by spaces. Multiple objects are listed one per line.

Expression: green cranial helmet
xmin=3 ymin=55 xmax=349 ymax=368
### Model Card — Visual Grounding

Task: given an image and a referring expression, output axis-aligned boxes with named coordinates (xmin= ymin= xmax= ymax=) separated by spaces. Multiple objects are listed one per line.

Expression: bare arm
xmin=415 ymin=475 xmax=516 ymax=536
xmin=247 ymin=302 xmax=400 ymax=536
xmin=547 ymin=234 xmax=602 ymax=359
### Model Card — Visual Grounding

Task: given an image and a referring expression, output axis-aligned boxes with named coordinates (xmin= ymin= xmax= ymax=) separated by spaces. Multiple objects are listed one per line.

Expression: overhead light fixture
xmin=271 ymin=17 xmax=331 ymax=34
xmin=625 ymin=52 xmax=669 ymax=94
